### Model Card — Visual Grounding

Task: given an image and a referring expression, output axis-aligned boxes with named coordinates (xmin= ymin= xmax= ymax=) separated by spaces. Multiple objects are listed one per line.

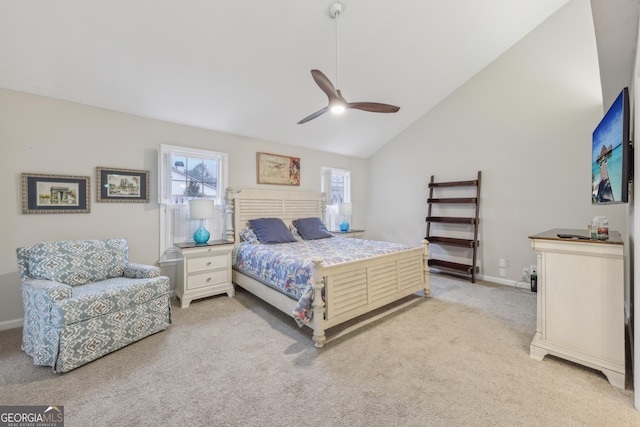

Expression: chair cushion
xmin=29 ymin=239 xmax=129 ymax=286
xmin=51 ymin=276 xmax=170 ymax=325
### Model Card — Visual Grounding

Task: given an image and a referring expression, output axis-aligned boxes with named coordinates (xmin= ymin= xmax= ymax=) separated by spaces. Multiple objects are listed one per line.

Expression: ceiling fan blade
xmin=311 ymin=69 xmax=340 ymax=102
xmin=336 ymin=89 xmax=348 ymax=104
xmin=297 ymin=107 xmax=329 ymax=124
xmin=347 ymin=102 xmax=400 ymax=113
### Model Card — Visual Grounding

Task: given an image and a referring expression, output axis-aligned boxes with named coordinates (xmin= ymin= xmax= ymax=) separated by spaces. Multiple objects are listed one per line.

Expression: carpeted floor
xmin=0 ymin=274 xmax=638 ymax=426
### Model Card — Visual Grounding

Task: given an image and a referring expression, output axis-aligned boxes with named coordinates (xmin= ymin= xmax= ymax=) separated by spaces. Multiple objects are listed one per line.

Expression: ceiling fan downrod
xmin=330 ymin=2 xmax=343 ymax=90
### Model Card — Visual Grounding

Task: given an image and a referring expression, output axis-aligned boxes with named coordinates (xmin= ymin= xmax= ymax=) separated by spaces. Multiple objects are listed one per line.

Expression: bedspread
xmin=234 ymin=237 xmax=410 ymax=324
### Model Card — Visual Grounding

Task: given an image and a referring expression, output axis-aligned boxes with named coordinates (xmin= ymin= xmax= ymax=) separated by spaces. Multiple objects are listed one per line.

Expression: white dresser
xmin=175 ymin=240 xmax=235 ymax=308
xmin=529 ymin=229 xmax=624 ymax=388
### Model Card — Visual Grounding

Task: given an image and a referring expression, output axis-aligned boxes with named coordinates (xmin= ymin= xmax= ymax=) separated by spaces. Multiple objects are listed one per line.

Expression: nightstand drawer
xmin=187 ymin=269 xmax=229 ymax=290
xmin=187 ymin=254 xmax=228 ymax=273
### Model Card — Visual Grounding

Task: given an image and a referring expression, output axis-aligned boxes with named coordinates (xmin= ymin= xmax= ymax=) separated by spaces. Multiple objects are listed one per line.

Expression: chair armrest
xmin=20 ymin=277 xmax=73 ymax=302
xmin=123 ymin=263 xmax=161 ymax=279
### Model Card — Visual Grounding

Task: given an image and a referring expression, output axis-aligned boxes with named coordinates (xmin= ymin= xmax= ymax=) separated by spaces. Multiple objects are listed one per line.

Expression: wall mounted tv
xmin=592 ymin=87 xmax=631 ymax=204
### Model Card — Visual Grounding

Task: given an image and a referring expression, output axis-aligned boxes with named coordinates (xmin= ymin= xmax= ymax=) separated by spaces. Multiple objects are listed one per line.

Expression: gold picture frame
xmin=22 ymin=173 xmax=91 ymax=214
xmin=256 ymin=152 xmax=300 ymax=186
xmin=96 ymin=167 xmax=149 ymax=203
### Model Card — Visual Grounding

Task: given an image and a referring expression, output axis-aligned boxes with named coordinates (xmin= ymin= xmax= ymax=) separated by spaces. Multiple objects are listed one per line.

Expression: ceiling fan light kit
xmin=297 ymin=1 xmax=400 ymax=124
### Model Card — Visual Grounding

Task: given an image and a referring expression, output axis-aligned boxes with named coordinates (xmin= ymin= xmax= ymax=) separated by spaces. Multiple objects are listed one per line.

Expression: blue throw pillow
xmin=248 ymin=218 xmax=297 ymax=244
xmin=292 ymin=217 xmax=334 ymax=240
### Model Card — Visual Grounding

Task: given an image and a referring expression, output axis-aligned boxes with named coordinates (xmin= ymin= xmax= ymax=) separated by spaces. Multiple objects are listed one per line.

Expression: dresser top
xmin=528 ymin=228 xmax=623 ymax=245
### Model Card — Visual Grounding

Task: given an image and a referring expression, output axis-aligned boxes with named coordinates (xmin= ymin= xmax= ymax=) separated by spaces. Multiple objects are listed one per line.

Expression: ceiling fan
xmin=297 ymin=2 xmax=400 ymax=124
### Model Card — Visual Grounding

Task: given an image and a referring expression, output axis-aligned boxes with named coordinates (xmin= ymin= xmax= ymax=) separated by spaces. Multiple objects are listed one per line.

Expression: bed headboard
xmin=225 ymin=188 xmax=326 ymax=243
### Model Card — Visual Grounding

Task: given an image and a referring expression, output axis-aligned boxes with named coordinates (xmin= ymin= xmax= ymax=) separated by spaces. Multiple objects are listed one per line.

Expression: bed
xmin=225 ymin=188 xmax=430 ymax=347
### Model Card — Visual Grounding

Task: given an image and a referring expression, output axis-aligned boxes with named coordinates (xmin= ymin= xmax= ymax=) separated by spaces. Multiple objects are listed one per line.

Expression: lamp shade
xmin=189 ymin=199 xmax=215 ymax=219
xmin=338 ymin=202 xmax=352 ymax=215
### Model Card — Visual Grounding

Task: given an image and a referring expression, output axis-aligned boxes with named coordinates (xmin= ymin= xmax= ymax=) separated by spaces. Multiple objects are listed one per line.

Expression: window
xmin=321 ymin=167 xmax=351 ymax=231
xmin=159 ymin=144 xmax=228 ymax=262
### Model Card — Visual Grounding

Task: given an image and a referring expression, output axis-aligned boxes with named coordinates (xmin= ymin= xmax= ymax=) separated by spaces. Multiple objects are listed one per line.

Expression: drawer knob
xmin=206 ymin=277 xmax=211 ymax=282
xmin=206 ymin=261 xmax=212 ymax=266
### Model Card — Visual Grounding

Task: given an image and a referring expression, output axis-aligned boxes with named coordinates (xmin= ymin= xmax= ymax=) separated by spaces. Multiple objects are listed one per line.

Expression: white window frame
xmin=321 ymin=167 xmax=351 ymax=231
xmin=159 ymin=144 xmax=228 ymax=263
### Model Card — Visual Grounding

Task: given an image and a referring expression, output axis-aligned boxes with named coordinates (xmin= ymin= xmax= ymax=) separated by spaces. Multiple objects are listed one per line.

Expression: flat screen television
xmin=592 ymin=87 xmax=631 ymax=204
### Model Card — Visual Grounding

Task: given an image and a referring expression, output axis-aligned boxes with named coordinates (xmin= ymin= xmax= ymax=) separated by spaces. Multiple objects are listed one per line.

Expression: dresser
xmin=175 ymin=240 xmax=235 ymax=308
xmin=529 ymin=228 xmax=624 ymax=388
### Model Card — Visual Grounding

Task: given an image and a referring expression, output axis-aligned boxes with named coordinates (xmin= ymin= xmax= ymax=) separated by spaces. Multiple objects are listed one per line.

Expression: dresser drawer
xmin=187 ymin=253 xmax=228 ymax=273
xmin=187 ymin=269 xmax=229 ymax=290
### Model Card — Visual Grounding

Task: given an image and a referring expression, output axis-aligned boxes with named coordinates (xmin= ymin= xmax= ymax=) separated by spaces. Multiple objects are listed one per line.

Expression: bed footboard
xmin=310 ymin=240 xmax=429 ymax=347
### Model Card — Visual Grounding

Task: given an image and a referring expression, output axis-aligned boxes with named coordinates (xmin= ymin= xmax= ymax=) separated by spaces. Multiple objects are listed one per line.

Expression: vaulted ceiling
xmin=1 ymin=1 xmax=633 ymax=158
xmin=591 ymin=0 xmax=639 ymax=110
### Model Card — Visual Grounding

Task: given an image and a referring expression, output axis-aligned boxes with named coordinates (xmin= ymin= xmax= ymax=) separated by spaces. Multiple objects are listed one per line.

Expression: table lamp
xmin=189 ymin=199 xmax=215 ymax=244
xmin=338 ymin=202 xmax=352 ymax=232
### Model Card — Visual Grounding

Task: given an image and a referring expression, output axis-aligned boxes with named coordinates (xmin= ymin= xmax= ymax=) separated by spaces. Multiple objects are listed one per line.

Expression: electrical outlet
xmin=522 ymin=267 xmax=529 ymax=281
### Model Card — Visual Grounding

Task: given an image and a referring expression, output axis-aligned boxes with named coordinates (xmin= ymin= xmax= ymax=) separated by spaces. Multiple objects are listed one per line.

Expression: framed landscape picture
xmin=256 ymin=152 xmax=300 ymax=186
xmin=22 ymin=173 xmax=90 ymax=214
xmin=97 ymin=167 xmax=149 ymax=203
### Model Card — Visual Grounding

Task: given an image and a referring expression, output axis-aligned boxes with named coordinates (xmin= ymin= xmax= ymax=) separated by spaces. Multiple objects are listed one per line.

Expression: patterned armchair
xmin=17 ymin=238 xmax=171 ymax=373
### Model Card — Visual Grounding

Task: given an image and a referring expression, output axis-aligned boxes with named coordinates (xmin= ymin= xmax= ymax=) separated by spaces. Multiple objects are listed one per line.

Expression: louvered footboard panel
xmin=397 ymin=255 xmax=424 ymax=290
xmin=326 ymin=252 xmax=427 ymax=321
xmin=326 ymin=270 xmax=369 ymax=319
xmin=368 ymin=261 xmax=399 ymax=302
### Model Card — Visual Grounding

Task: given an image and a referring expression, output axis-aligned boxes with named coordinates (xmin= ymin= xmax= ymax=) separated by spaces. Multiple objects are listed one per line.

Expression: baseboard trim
xmin=477 ymin=274 xmax=533 ymax=291
xmin=428 ymin=270 xmax=534 ymax=291
xmin=0 ymin=318 xmax=23 ymax=331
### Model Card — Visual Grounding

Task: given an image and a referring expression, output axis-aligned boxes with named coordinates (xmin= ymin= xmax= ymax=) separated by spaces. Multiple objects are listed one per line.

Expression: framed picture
xmin=96 ymin=167 xmax=149 ymax=203
xmin=22 ymin=173 xmax=90 ymax=214
xmin=256 ymin=152 xmax=300 ymax=186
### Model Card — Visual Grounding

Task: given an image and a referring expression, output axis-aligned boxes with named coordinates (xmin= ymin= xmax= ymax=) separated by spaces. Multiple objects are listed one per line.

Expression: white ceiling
xmin=0 ymin=0 xmax=574 ymax=158
xmin=591 ymin=0 xmax=639 ymax=110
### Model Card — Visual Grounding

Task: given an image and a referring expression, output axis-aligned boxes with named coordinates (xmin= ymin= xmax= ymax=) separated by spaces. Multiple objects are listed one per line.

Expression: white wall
xmin=365 ymin=0 xmax=628 ymax=284
xmin=633 ymin=5 xmax=640 ymax=412
xmin=0 ymin=88 xmax=367 ymax=328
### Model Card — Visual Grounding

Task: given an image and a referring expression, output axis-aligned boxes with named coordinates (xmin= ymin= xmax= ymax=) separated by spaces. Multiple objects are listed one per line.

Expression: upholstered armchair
xmin=17 ymin=238 xmax=171 ymax=373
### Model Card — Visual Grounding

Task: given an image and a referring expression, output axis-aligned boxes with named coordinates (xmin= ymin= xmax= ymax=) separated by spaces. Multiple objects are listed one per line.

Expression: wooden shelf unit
xmin=425 ymin=171 xmax=481 ymax=283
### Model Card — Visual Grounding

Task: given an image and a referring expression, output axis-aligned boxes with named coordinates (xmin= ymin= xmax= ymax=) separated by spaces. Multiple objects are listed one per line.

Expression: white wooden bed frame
xmin=226 ymin=187 xmax=430 ymax=348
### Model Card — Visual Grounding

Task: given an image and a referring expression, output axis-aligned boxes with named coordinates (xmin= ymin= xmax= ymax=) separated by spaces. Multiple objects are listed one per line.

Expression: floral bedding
xmin=233 ymin=236 xmax=411 ymax=325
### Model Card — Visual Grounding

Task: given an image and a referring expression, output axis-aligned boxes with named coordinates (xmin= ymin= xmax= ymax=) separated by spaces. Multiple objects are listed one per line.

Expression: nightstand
xmin=329 ymin=229 xmax=365 ymax=238
xmin=175 ymin=240 xmax=235 ymax=308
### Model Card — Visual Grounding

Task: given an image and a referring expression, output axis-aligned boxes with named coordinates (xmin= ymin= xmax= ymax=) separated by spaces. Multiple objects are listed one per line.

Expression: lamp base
xmin=339 ymin=221 xmax=350 ymax=232
xmin=193 ymin=223 xmax=210 ymax=244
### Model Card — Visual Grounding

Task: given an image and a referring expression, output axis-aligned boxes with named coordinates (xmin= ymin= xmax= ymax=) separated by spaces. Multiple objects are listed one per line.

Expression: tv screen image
xmin=592 ymin=87 xmax=630 ymax=204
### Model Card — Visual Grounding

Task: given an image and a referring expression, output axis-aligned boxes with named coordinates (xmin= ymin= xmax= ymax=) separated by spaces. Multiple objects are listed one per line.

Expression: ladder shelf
xmin=425 ymin=171 xmax=481 ymax=283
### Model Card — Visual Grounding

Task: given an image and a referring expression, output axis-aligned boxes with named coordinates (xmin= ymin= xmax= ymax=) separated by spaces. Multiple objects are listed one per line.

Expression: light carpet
xmin=0 ymin=274 xmax=638 ymax=426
